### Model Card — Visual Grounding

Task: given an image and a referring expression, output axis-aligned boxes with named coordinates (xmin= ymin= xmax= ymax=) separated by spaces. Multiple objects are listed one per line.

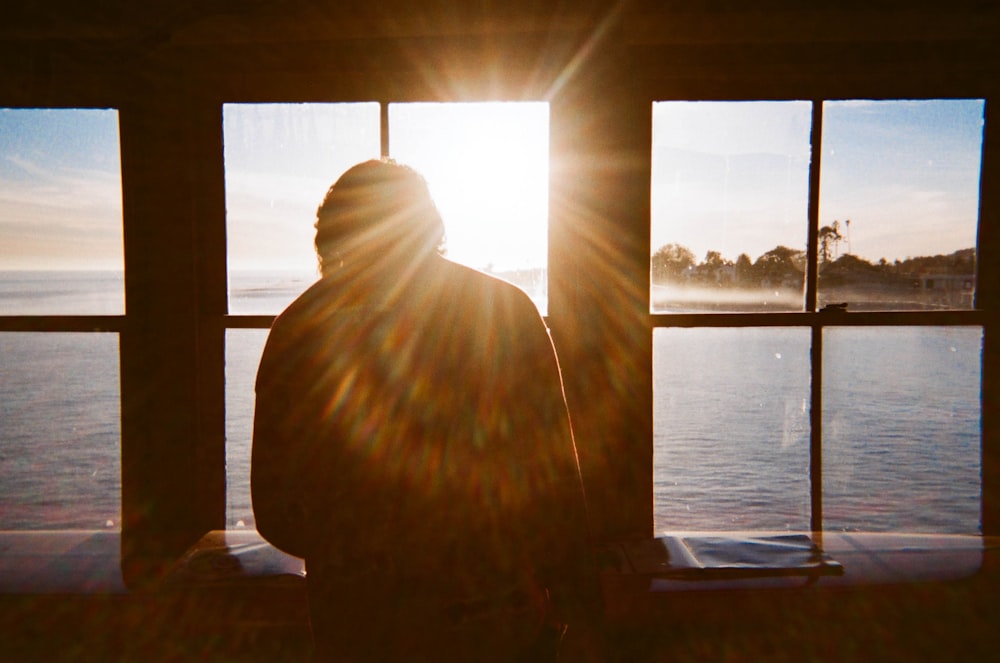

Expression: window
xmin=224 ymin=103 xmax=381 ymax=315
xmin=0 ymin=108 xmax=124 ymax=530
xmin=224 ymin=328 xmax=268 ymax=528
xmin=222 ymin=101 xmax=550 ymax=527
xmin=818 ymin=100 xmax=982 ymax=312
xmin=651 ymin=101 xmax=812 ymax=313
xmin=823 ymin=326 xmax=981 ymax=532
xmin=654 ymin=326 xmax=812 ymax=530
xmin=652 ymin=99 xmax=985 ymax=534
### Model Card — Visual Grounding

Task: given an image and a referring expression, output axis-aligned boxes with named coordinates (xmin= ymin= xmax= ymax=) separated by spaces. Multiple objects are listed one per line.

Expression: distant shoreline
xmin=652 ymin=282 xmax=974 ymax=312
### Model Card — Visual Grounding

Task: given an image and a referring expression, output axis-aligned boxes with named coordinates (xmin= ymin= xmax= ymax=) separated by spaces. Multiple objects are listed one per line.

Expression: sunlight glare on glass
xmin=388 ymin=102 xmax=549 ymax=298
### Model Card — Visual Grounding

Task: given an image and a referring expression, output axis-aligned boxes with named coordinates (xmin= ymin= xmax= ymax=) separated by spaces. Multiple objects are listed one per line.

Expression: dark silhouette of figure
xmin=252 ymin=159 xmax=602 ymax=661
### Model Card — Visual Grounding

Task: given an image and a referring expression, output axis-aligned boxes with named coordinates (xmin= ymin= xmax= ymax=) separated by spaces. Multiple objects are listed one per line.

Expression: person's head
xmin=314 ymin=159 xmax=445 ymax=277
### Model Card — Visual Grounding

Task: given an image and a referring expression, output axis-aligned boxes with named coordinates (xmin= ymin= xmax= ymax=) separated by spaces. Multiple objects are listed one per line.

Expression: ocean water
xmin=654 ymin=326 xmax=982 ymax=534
xmin=0 ymin=271 xmax=983 ymax=535
xmin=0 ymin=330 xmax=121 ymax=529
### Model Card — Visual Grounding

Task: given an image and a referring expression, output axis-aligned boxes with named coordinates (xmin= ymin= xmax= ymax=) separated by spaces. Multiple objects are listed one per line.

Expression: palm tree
xmin=819 ymin=221 xmax=843 ymax=265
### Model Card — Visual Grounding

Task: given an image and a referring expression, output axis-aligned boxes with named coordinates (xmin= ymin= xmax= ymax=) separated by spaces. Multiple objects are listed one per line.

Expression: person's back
xmin=251 ymin=160 xmax=601 ymax=661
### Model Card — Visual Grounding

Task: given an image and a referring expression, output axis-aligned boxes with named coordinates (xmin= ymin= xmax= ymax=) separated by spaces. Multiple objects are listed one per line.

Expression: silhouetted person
xmin=252 ymin=159 xmax=603 ymax=661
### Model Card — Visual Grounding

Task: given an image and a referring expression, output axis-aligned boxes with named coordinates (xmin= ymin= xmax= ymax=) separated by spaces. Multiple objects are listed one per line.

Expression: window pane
xmin=818 ymin=100 xmax=984 ymax=311
xmin=224 ymin=103 xmax=381 ymax=314
xmin=651 ymin=101 xmax=812 ymax=313
xmin=654 ymin=328 xmax=811 ymax=531
xmin=0 ymin=108 xmax=123 ymax=314
xmin=389 ymin=102 xmax=549 ymax=312
xmin=0 ymin=333 xmax=120 ymax=529
xmin=225 ymin=328 xmax=269 ymax=528
xmin=823 ymin=326 xmax=981 ymax=534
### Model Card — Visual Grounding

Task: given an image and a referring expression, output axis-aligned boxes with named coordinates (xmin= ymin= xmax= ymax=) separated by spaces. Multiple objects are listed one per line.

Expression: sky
xmin=652 ymin=99 xmax=985 ymax=265
xmin=222 ymin=102 xmax=382 ymax=273
xmin=0 ymin=108 xmax=123 ymax=270
xmin=0 ymin=99 xmax=986 ymax=272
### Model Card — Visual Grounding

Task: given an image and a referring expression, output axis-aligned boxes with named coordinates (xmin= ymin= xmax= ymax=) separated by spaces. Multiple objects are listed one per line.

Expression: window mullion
xmin=806 ymin=100 xmax=823 ymax=313
xmin=807 ymin=100 xmax=825 ymax=532
xmin=810 ymin=324 xmax=824 ymax=533
xmin=381 ymin=101 xmax=390 ymax=157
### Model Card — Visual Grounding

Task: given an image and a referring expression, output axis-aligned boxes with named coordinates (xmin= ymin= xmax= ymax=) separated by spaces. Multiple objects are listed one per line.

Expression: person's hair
xmin=314 ymin=159 xmax=445 ymax=277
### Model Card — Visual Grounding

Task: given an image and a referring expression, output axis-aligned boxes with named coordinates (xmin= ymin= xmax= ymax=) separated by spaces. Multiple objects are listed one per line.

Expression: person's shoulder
xmin=435 ymin=258 xmax=536 ymax=307
xmin=269 ymin=275 xmax=337 ymax=330
xmin=257 ymin=277 xmax=342 ymax=381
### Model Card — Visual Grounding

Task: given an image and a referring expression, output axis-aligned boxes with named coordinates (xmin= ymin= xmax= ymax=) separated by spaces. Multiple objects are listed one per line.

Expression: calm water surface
xmin=0 ymin=272 xmax=983 ymax=534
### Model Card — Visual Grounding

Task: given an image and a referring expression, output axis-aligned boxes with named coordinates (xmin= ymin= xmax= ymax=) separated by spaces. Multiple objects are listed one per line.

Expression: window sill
xmin=602 ymin=530 xmax=991 ymax=588
xmin=1 ymin=528 xmax=994 ymax=598
xmin=3 ymin=529 xmax=998 ymax=660
xmin=599 ymin=530 xmax=1000 ymax=636
xmin=0 ymin=530 xmax=126 ymax=594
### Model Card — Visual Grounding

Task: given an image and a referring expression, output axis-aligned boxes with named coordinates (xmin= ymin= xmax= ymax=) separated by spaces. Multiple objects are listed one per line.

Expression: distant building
xmin=913 ymin=273 xmax=975 ymax=307
xmin=913 ymin=273 xmax=974 ymax=291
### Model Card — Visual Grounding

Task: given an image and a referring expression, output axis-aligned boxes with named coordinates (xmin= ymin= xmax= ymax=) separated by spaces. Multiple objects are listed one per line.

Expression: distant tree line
xmin=652 ymin=242 xmax=976 ymax=290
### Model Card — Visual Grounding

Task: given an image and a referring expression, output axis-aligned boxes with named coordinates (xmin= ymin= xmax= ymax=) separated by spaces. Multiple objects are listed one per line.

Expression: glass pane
xmin=651 ymin=101 xmax=812 ymax=312
xmin=389 ymin=102 xmax=549 ymax=312
xmin=0 ymin=333 xmax=120 ymax=529
xmin=225 ymin=328 xmax=269 ymax=528
xmin=224 ymin=103 xmax=381 ymax=314
xmin=818 ymin=100 xmax=984 ymax=311
xmin=0 ymin=108 xmax=123 ymax=314
xmin=823 ymin=326 xmax=981 ymax=534
xmin=654 ymin=328 xmax=811 ymax=531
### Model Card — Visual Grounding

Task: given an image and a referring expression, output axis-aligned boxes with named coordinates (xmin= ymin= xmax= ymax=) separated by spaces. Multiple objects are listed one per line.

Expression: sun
xmin=389 ymin=101 xmax=550 ymax=273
